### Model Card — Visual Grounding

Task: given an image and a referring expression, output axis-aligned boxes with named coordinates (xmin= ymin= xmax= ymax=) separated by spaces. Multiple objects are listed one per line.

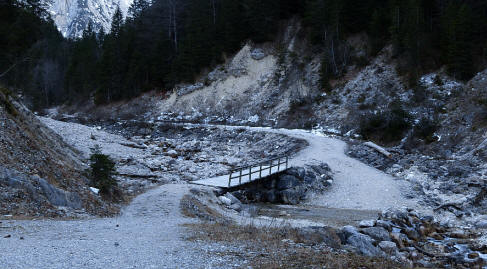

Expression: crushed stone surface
xmin=0 ymin=184 xmax=245 ymax=269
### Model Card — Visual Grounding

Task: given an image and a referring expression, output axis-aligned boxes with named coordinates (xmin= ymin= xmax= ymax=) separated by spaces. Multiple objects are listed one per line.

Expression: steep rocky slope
xmin=0 ymin=88 xmax=118 ymax=217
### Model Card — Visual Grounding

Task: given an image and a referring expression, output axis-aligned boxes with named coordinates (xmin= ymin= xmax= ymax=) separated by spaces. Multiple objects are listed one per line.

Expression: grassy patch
xmin=184 ymin=222 xmax=403 ymax=269
xmin=180 ymin=194 xmax=224 ymax=222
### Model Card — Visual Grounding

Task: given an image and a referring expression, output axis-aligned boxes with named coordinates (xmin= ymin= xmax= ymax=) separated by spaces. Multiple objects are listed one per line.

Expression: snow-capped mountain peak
xmin=48 ymin=0 xmax=133 ymax=38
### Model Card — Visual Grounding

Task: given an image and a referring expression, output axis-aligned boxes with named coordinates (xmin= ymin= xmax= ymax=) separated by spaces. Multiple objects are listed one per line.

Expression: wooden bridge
xmin=192 ymin=156 xmax=289 ymax=188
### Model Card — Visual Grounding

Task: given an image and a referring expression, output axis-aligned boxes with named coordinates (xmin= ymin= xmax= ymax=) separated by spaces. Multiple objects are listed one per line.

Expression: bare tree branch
xmin=0 ymin=57 xmax=31 ymax=79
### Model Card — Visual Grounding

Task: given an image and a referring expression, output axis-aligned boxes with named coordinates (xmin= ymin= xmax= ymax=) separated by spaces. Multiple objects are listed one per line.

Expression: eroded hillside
xmin=0 ymin=88 xmax=118 ymax=217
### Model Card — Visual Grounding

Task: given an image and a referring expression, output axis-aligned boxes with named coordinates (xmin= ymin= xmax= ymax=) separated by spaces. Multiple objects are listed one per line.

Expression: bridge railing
xmin=228 ymin=156 xmax=289 ymax=187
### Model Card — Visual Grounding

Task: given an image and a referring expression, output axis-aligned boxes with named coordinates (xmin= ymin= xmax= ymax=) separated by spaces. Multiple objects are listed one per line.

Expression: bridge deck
xmin=192 ymin=157 xmax=288 ymax=188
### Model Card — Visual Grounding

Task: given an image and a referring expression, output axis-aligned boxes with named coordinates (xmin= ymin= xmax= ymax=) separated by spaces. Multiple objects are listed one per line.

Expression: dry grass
xmin=180 ymin=194 xmax=225 ymax=222
xmin=184 ymin=222 xmax=404 ymax=269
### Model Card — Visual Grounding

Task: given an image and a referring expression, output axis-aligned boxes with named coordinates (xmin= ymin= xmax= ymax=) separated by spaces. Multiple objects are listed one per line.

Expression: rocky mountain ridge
xmin=47 ymin=0 xmax=132 ymax=38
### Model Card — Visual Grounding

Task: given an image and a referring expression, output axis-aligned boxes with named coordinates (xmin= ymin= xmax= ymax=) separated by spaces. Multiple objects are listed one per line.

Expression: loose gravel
xmin=0 ymin=184 xmax=244 ymax=269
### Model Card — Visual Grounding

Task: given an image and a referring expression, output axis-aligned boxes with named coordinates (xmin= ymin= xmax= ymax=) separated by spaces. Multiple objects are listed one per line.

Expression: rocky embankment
xmin=342 ymin=209 xmax=486 ymax=268
xmin=348 ymin=141 xmax=487 ymax=229
xmin=0 ymin=88 xmax=117 ymax=218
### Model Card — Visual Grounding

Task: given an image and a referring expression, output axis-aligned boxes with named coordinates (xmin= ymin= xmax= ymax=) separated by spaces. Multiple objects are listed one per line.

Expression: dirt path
xmin=0 ymin=184 xmax=240 ymax=269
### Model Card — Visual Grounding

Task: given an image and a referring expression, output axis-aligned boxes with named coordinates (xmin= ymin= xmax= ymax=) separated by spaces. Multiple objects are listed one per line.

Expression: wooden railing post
xmin=228 ymin=155 xmax=289 ymax=187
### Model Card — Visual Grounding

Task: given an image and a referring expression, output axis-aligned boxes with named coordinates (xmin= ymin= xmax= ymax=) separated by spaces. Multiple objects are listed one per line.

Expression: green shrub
xmin=434 ymin=75 xmax=444 ymax=86
xmin=359 ymin=102 xmax=412 ymax=144
xmin=0 ymin=87 xmax=18 ymax=117
xmin=413 ymin=117 xmax=439 ymax=143
xmin=89 ymin=145 xmax=117 ymax=195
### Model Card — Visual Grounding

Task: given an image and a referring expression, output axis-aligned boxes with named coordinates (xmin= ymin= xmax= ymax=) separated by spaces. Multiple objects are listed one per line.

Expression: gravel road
xmin=0 ymin=184 xmax=242 ymax=269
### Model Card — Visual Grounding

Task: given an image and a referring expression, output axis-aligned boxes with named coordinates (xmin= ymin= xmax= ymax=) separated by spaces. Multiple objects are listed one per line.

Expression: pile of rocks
xmin=231 ymin=163 xmax=333 ymax=205
xmin=341 ymin=209 xmax=485 ymax=268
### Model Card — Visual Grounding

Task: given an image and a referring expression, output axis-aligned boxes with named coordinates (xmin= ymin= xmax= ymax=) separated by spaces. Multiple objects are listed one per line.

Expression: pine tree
xmin=110 ymin=6 xmax=123 ymax=36
xmin=448 ymin=4 xmax=473 ymax=80
xmin=319 ymin=54 xmax=332 ymax=92
xmin=128 ymin=0 xmax=150 ymax=21
xmin=369 ymin=8 xmax=388 ymax=55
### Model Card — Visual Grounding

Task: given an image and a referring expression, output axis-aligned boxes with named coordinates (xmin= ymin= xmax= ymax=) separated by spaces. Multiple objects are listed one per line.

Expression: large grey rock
xmin=347 ymin=233 xmax=384 ymax=257
xmin=36 ymin=177 xmax=82 ymax=209
xmin=359 ymin=219 xmax=376 ymax=228
xmin=218 ymin=196 xmax=232 ymax=206
xmin=276 ymin=175 xmax=300 ymax=190
xmin=224 ymin=192 xmax=241 ymax=205
xmin=361 ymin=227 xmax=391 ymax=242
xmin=1 ymin=168 xmax=81 ymax=209
xmin=167 ymin=150 xmax=178 ymax=158
xmin=378 ymin=241 xmax=398 ymax=255
xmin=250 ymin=49 xmax=265 ymax=60
xmin=342 ymin=225 xmax=359 ymax=238
xmin=376 ymin=219 xmax=393 ymax=231
xmin=280 ymin=187 xmax=304 ymax=205
xmin=229 ymin=203 xmax=242 ymax=212
xmin=286 ymin=167 xmax=305 ymax=179
xmin=303 ymin=171 xmax=317 ymax=184
xmin=310 ymin=163 xmax=332 ymax=175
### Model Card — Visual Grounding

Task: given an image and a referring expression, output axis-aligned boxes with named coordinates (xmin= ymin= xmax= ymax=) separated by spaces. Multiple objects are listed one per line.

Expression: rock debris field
xmin=0 ymin=119 xmax=421 ymax=268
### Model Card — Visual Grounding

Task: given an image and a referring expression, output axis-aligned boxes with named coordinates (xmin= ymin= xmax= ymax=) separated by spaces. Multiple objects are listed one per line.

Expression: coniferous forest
xmin=1 ymin=0 xmax=487 ymax=109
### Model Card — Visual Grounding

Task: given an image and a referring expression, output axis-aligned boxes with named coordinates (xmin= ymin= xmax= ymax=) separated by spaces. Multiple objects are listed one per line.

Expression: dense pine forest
xmin=1 ymin=0 xmax=487 ymax=109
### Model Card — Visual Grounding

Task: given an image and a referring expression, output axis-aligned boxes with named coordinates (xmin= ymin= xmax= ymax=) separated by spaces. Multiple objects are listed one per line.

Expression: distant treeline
xmin=1 ymin=0 xmax=487 ymax=109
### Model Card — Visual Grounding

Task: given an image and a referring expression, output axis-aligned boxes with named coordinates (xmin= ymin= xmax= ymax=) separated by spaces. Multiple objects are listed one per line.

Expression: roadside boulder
xmin=347 ymin=233 xmax=384 ymax=257
xmin=378 ymin=241 xmax=398 ymax=255
xmin=218 ymin=196 xmax=232 ymax=206
xmin=359 ymin=219 xmax=376 ymax=228
xmin=361 ymin=227 xmax=391 ymax=242
xmin=251 ymin=49 xmax=265 ymax=60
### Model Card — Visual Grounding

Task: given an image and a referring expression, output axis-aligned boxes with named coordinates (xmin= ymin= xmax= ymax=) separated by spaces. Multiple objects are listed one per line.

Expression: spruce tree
xmin=128 ymin=0 xmax=149 ymax=21
xmin=110 ymin=6 xmax=123 ymax=36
